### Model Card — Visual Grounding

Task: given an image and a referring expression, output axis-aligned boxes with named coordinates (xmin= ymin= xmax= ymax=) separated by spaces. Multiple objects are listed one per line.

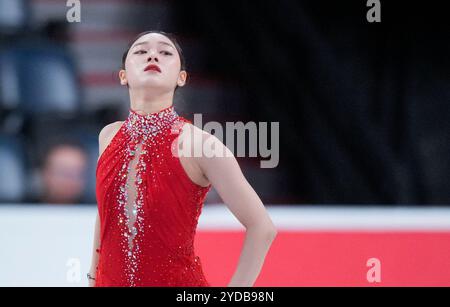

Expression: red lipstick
xmin=144 ymin=64 xmax=161 ymax=73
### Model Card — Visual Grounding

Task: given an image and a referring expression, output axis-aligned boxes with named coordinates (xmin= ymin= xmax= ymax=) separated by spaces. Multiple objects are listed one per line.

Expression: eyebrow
xmin=132 ymin=41 xmax=175 ymax=49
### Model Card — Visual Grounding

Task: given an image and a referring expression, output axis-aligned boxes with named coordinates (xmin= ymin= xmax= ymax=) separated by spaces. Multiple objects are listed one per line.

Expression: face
xmin=42 ymin=146 xmax=87 ymax=204
xmin=119 ymin=32 xmax=186 ymax=92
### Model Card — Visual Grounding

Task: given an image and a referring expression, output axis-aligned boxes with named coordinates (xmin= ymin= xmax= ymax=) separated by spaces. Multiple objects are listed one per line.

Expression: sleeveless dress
xmin=95 ymin=105 xmax=211 ymax=287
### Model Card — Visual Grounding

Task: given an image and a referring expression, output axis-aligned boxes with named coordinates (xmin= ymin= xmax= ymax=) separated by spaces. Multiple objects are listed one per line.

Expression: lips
xmin=144 ymin=64 xmax=161 ymax=73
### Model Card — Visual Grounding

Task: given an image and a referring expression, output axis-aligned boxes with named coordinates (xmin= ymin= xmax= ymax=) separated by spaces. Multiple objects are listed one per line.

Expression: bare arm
xmin=88 ymin=212 xmax=101 ymax=286
xmin=188 ymin=126 xmax=278 ymax=287
xmin=88 ymin=121 xmax=123 ymax=286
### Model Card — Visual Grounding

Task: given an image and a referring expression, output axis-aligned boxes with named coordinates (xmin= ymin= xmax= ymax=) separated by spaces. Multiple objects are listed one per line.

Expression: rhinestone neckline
xmin=125 ymin=105 xmax=179 ymax=141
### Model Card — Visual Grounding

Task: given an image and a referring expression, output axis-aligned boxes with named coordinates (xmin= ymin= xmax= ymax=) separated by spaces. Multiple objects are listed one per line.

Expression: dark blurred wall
xmin=174 ymin=0 xmax=450 ymax=204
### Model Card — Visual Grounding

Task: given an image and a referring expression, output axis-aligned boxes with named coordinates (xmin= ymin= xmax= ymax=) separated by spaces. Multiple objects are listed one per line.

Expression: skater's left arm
xmin=195 ymin=131 xmax=278 ymax=287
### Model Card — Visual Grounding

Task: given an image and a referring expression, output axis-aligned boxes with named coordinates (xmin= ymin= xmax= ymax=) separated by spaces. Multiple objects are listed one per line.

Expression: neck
xmin=129 ymin=89 xmax=174 ymax=115
xmin=125 ymin=102 xmax=179 ymax=141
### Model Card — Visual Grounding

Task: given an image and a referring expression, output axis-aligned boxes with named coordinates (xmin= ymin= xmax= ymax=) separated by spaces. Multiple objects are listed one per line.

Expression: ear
xmin=119 ymin=69 xmax=128 ymax=86
xmin=177 ymin=70 xmax=187 ymax=87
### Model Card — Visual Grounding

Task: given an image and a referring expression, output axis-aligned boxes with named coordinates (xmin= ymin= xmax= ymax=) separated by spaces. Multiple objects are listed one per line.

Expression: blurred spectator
xmin=36 ymin=141 xmax=88 ymax=205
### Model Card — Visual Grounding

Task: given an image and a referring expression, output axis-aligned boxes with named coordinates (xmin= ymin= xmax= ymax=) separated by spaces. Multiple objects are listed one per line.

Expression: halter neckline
xmin=126 ymin=105 xmax=179 ymax=141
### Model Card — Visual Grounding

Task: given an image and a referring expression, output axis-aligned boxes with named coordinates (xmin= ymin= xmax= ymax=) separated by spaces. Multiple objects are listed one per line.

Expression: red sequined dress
xmin=95 ymin=105 xmax=211 ymax=287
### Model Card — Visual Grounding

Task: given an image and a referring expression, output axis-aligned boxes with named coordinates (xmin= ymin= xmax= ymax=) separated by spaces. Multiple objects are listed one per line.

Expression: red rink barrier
xmin=195 ymin=231 xmax=450 ymax=287
xmin=195 ymin=206 xmax=450 ymax=287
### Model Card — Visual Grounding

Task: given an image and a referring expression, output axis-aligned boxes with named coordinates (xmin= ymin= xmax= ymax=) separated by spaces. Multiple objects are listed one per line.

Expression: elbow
xmin=267 ymin=226 xmax=278 ymax=240
xmin=259 ymin=224 xmax=278 ymax=241
xmin=246 ymin=222 xmax=278 ymax=240
xmin=264 ymin=220 xmax=278 ymax=239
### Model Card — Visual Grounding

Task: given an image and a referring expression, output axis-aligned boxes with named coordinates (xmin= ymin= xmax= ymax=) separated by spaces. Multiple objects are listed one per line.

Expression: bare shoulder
xmin=179 ymin=122 xmax=213 ymax=147
xmin=179 ymin=122 xmax=209 ymax=138
xmin=177 ymin=122 xmax=240 ymax=188
xmin=98 ymin=121 xmax=124 ymax=157
xmin=99 ymin=121 xmax=123 ymax=139
xmin=179 ymin=122 xmax=233 ymax=158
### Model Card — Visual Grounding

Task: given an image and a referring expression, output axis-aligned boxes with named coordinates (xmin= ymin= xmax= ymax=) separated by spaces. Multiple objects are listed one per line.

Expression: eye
xmin=133 ymin=50 xmax=147 ymax=54
xmin=161 ymin=51 xmax=173 ymax=56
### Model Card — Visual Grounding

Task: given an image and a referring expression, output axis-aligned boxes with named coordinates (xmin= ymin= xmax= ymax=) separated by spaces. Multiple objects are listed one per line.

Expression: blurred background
xmin=0 ymin=0 xmax=449 ymax=286
xmin=0 ymin=0 xmax=449 ymax=205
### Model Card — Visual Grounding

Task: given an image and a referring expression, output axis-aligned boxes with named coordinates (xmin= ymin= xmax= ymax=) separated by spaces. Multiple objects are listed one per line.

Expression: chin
xmin=140 ymin=82 xmax=172 ymax=92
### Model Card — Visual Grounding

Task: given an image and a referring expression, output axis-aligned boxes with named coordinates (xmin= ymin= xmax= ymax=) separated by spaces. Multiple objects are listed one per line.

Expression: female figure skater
xmin=89 ymin=30 xmax=277 ymax=287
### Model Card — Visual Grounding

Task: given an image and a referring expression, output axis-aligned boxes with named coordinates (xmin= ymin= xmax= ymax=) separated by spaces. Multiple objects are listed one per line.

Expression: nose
xmin=147 ymin=52 xmax=159 ymax=63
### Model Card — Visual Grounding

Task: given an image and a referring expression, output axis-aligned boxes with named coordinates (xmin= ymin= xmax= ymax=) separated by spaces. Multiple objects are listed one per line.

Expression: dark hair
xmin=121 ymin=31 xmax=187 ymax=92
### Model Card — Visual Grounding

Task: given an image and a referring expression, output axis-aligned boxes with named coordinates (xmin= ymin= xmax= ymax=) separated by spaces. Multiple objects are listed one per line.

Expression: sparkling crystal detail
xmin=119 ymin=105 xmax=179 ymax=286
